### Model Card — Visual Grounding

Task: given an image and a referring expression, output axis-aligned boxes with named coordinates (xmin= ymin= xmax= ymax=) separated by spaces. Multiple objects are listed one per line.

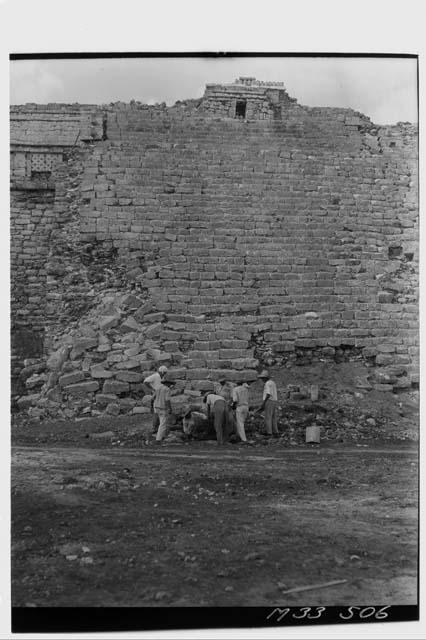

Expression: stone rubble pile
xmin=16 ymin=289 xmax=259 ymax=421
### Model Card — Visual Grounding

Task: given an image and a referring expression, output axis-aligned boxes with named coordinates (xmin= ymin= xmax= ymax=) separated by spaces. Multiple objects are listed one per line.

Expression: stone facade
xmin=10 ymin=78 xmax=419 ymax=417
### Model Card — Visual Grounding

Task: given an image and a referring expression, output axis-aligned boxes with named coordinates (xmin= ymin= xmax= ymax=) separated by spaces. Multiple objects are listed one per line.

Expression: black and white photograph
xmin=3 ymin=2 xmax=423 ymax=636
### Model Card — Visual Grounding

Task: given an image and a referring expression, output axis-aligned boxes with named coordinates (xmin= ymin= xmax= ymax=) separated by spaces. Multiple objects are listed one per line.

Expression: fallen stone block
xmin=157 ymin=352 xmax=172 ymax=362
xmin=185 ymin=389 xmax=202 ymax=397
xmin=166 ymin=368 xmax=187 ymax=380
xmin=70 ymin=338 xmax=99 ymax=359
xmin=122 ymin=293 xmax=143 ymax=309
xmin=143 ymin=311 xmax=166 ymax=324
xmin=119 ymin=397 xmax=136 ymax=409
xmin=132 ymin=406 xmax=150 ymax=414
xmin=191 ymin=380 xmax=216 ymax=392
xmin=102 ymin=380 xmax=130 ymax=395
xmin=20 ymin=362 xmax=46 ymax=380
xmin=136 ymin=359 xmax=151 ymax=369
xmin=97 ymin=344 xmax=111 ymax=353
xmin=134 ymin=301 xmax=154 ymax=321
xmin=186 ymin=368 xmax=210 ymax=380
xmin=165 ymin=321 xmax=186 ymax=331
xmin=59 ymin=371 xmax=86 ymax=387
xmin=25 ymin=373 xmax=47 ymax=389
xmin=16 ymin=394 xmax=39 ymax=410
xmin=120 ymin=316 xmax=143 ymax=334
xmin=23 ymin=357 xmax=43 ymax=368
xmin=107 ymin=352 xmax=123 ymax=363
xmin=90 ymin=366 xmax=114 ymax=379
xmin=99 ymin=315 xmax=120 ymax=331
xmin=47 ymin=346 xmax=70 ymax=371
xmin=115 ymin=358 xmax=141 ymax=370
xmin=95 ymin=393 xmax=119 ymax=408
xmin=147 ymin=348 xmax=162 ymax=361
xmin=124 ymin=345 xmax=140 ymax=357
xmin=64 ymin=381 xmax=99 ymax=397
xmin=115 ymin=371 xmax=144 ymax=383
xmin=72 ymin=337 xmax=98 ymax=351
xmin=144 ymin=323 xmax=163 ymax=338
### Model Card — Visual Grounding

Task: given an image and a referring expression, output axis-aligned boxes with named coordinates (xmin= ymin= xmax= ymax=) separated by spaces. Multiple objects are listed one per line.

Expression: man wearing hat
xmin=257 ymin=370 xmax=279 ymax=437
xmin=152 ymin=374 xmax=174 ymax=443
xmin=143 ymin=365 xmax=168 ymax=433
xmin=232 ymin=381 xmax=251 ymax=444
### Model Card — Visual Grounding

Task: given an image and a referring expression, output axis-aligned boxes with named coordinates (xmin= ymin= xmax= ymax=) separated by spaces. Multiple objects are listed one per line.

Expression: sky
xmin=9 ymin=56 xmax=418 ymax=126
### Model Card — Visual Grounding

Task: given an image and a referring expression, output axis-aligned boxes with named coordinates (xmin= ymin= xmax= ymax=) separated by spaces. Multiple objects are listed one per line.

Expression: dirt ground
xmin=11 ymin=416 xmax=418 ymax=608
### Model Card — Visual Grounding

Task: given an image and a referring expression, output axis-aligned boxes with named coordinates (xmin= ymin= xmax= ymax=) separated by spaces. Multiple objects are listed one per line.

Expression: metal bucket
xmin=305 ymin=425 xmax=320 ymax=444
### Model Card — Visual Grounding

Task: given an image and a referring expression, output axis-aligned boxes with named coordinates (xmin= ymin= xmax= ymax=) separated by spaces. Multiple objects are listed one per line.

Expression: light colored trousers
xmin=235 ymin=405 xmax=248 ymax=441
xmin=154 ymin=409 xmax=169 ymax=441
xmin=265 ymin=399 xmax=279 ymax=435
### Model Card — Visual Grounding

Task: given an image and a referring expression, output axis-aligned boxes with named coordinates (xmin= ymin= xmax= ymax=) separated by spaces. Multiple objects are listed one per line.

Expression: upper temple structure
xmin=10 ymin=78 xmax=418 ymax=420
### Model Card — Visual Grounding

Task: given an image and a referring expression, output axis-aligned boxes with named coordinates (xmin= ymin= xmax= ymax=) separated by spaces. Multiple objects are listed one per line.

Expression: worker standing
xmin=257 ymin=370 xmax=279 ymax=437
xmin=232 ymin=381 xmax=251 ymax=444
xmin=143 ymin=365 xmax=168 ymax=433
xmin=152 ymin=377 xmax=173 ymax=443
xmin=217 ymin=378 xmax=236 ymax=439
xmin=204 ymin=391 xmax=227 ymax=445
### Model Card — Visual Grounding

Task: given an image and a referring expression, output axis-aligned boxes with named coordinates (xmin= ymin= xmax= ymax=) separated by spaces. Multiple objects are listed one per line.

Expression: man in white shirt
xmin=232 ymin=382 xmax=250 ymax=443
xmin=143 ymin=365 xmax=168 ymax=432
xmin=153 ymin=377 xmax=173 ymax=443
xmin=257 ymin=370 xmax=279 ymax=437
xmin=204 ymin=391 xmax=227 ymax=445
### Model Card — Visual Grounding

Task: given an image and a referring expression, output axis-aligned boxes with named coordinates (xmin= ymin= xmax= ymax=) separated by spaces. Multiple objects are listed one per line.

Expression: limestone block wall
xmin=10 ymin=102 xmax=104 ymax=335
xmin=10 ymin=84 xmax=419 ymax=409
xmin=10 ymin=104 xmax=105 ymax=393
xmin=76 ymin=99 xmax=418 ymax=390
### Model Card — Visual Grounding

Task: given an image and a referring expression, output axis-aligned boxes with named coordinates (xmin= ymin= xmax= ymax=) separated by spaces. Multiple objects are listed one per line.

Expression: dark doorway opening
xmin=235 ymin=100 xmax=247 ymax=118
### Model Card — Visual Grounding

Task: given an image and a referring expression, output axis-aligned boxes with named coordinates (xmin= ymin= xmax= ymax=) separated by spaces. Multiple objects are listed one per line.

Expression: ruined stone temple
xmin=10 ymin=77 xmax=418 ymax=420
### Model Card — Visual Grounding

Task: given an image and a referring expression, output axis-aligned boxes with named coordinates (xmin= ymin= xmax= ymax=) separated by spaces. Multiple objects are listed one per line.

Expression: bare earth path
xmin=12 ymin=442 xmax=418 ymax=607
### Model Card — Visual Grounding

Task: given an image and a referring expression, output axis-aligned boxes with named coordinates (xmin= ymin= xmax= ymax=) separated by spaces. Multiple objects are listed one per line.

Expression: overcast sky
xmin=10 ymin=56 xmax=417 ymax=125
